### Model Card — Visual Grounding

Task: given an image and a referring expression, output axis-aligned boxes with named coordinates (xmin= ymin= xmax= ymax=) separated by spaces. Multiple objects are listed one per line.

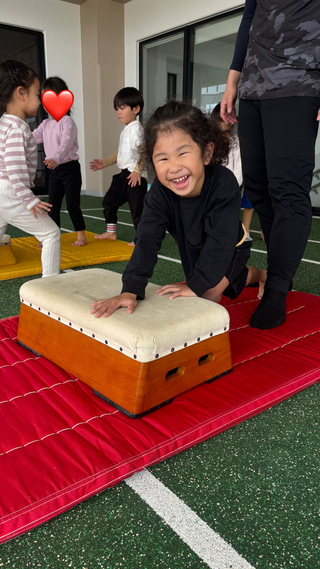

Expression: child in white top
xmin=90 ymin=87 xmax=147 ymax=246
xmin=33 ymin=77 xmax=87 ymax=246
xmin=0 ymin=60 xmax=60 ymax=277
xmin=211 ymin=103 xmax=254 ymax=237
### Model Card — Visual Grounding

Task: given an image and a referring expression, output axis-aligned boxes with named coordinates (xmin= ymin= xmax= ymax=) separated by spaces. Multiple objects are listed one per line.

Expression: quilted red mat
xmin=0 ymin=289 xmax=319 ymax=543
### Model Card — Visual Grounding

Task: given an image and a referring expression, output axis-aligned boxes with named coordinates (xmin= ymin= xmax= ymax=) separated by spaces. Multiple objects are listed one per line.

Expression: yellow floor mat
xmin=0 ymin=231 xmax=133 ymax=281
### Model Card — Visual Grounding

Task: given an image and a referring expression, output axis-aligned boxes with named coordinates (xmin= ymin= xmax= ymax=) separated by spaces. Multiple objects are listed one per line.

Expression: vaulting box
xmin=17 ymin=269 xmax=232 ymax=417
xmin=0 ymin=234 xmax=17 ymax=266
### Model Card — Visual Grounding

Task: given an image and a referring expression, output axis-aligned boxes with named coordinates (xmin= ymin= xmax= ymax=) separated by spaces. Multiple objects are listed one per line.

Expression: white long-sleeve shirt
xmin=224 ymin=135 xmax=243 ymax=187
xmin=117 ymin=120 xmax=144 ymax=172
xmin=0 ymin=113 xmax=39 ymax=210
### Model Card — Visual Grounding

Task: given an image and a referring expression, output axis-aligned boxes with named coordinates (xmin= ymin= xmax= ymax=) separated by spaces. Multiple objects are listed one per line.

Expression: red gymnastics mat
xmin=0 ymin=288 xmax=319 ymax=543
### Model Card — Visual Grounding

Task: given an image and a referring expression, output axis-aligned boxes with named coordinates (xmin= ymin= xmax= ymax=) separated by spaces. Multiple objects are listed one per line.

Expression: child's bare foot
xmin=246 ymin=266 xmax=267 ymax=299
xmin=128 ymin=241 xmax=135 ymax=247
xmin=257 ymin=269 xmax=267 ymax=299
xmin=94 ymin=231 xmax=117 ymax=240
xmin=72 ymin=237 xmax=87 ymax=247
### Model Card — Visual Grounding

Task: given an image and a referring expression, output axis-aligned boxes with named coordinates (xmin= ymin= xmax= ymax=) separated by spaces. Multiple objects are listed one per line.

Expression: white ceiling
xmin=61 ymin=0 xmax=132 ymax=4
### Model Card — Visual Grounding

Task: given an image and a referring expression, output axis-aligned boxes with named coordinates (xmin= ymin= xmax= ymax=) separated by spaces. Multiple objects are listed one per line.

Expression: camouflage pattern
xmin=238 ymin=0 xmax=320 ymax=99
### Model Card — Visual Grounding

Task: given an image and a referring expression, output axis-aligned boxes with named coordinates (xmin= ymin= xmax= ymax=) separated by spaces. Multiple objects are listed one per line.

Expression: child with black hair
xmin=0 ymin=60 xmax=60 ymax=277
xmin=91 ymin=100 xmax=266 ymax=319
xmin=33 ymin=76 xmax=87 ymax=246
xmin=90 ymin=87 xmax=147 ymax=245
xmin=210 ymin=103 xmax=254 ymax=237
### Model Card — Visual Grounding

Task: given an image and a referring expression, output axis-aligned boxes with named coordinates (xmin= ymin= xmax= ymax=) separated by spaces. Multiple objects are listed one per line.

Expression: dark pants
xmin=238 ymin=97 xmax=319 ymax=293
xmin=48 ymin=160 xmax=85 ymax=231
xmin=102 ymin=169 xmax=147 ymax=230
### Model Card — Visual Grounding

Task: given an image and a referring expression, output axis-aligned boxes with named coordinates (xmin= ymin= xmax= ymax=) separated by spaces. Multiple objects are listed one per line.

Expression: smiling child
xmin=91 ymin=100 xmax=266 ymax=319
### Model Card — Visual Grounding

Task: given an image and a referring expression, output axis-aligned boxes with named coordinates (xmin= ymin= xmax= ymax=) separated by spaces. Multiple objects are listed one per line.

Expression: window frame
xmin=138 ymin=7 xmax=244 ymax=118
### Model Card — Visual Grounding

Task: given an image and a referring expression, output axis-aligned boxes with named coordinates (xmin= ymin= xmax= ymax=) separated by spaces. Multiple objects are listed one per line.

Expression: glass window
xmin=192 ymin=13 xmax=242 ymax=113
xmin=141 ymin=32 xmax=184 ymax=119
xmin=139 ymin=8 xmax=319 ymax=212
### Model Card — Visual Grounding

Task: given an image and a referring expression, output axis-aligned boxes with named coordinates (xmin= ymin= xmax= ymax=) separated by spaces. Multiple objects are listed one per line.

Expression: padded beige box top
xmin=19 ymin=269 xmax=230 ymax=363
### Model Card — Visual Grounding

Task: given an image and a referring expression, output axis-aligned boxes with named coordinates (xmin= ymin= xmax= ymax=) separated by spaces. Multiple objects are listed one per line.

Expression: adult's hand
xmin=220 ymin=70 xmax=241 ymax=124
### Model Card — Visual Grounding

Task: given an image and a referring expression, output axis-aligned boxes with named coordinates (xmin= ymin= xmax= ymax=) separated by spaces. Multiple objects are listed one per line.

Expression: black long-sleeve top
xmin=121 ymin=165 xmax=244 ymax=300
xmin=230 ymin=0 xmax=256 ymax=72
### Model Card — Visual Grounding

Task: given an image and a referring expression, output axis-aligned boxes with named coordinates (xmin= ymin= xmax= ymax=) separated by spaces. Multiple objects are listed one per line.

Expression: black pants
xmin=102 ymin=169 xmax=147 ymax=230
xmin=238 ymin=97 xmax=319 ymax=293
xmin=48 ymin=160 xmax=86 ymax=231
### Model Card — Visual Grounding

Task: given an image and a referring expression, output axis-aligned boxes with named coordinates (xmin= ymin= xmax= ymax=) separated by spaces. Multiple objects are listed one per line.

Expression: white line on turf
xmin=250 ymin=229 xmax=320 ymax=244
xmin=82 ymin=214 xmax=133 ymax=227
xmin=79 ymin=215 xmax=320 ymax=265
xmin=126 ymin=470 xmax=256 ymax=569
xmin=62 ymin=225 xmax=319 ymax=265
xmin=158 ymin=254 xmax=181 ymax=264
xmin=251 ymin=248 xmax=320 ymax=264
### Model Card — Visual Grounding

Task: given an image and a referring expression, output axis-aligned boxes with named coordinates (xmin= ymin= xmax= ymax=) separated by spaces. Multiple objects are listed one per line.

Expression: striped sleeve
xmin=4 ymin=126 xmax=40 ymax=210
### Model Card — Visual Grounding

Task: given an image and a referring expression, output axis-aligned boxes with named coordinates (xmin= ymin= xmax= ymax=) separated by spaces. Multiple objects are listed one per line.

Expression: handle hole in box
xmin=166 ymin=366 xmax=185 ymax=381
xmin=198 ymin=353 xmax=214 ymax=366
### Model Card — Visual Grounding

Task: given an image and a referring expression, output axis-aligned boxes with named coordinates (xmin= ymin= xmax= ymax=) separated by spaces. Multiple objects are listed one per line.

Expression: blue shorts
xmin=241 ymin=191 xmax=253 ymax=209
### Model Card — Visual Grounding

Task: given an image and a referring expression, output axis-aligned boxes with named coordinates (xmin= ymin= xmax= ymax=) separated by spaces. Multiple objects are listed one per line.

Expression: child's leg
xmin=36 ymin=220 xmax=61 ymax=277
xmin=0 ymin=182 xmax=60 ymax=277
xmin=127 ymin=177 xmax=148 ymax=230
xmin=126 ymin=176 xmax=148 ymax=246
xmin=242 ymin=208 xmax=253 ymax=235
xmin=48 ymin=170 xmax=65 ymax=228
xmin=201 ymin=266 xmax=266 ymax=305
xmin=0 ymin=218 xmax=8 ymax=242
xmin=241 ymin=192 xmax=254 ymax=235
xmin=15 ymin=208 xmax=61 ymax=277
xmin=59 ymin=162 xmax=87 ymax=246
xmin=96 ymin=172 xmax=126 ymax=240
xmin=201 ymin=276 xmax=230 ymax=304
xmin=246 ymin=266 xmax=267 ymax=299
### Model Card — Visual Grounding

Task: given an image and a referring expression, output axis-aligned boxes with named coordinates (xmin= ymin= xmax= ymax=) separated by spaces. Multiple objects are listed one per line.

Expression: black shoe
xmin=250 ymin=288 xmax=287 ymax=329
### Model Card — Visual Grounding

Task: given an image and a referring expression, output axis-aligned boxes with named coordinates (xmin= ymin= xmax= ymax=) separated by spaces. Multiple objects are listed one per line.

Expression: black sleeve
xmin=230 ymin=0 xmax=257 ymax=72
xmin=121 ymin=185 xmax=169 ymax=299
xmin=186 ymin=169 xmax=242 ymax=296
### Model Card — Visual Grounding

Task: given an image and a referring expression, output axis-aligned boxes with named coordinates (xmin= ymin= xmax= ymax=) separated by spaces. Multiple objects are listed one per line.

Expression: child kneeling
xmin=92 ymin=100 xmax=266 ymax=320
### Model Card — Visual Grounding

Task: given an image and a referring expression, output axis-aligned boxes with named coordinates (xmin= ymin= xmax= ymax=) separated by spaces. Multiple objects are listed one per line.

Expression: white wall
xmin=124 ymin=0 xmax=244 ymax=86
xmin=0 ymin=0 xmax=86 ymax=184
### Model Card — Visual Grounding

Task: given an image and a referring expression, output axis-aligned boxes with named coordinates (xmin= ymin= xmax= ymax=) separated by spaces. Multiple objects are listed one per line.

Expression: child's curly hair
xmin=140 ymin=100 xmax=230 ymax=172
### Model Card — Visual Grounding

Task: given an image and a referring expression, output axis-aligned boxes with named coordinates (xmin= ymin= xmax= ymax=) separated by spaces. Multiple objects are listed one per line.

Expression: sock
xmin=250 ymin=288 xmax=287 ymax=330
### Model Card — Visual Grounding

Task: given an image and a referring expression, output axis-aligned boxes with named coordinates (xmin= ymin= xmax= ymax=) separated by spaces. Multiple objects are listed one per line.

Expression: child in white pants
xmin=0 ymin=60 xmax=60 ymax=277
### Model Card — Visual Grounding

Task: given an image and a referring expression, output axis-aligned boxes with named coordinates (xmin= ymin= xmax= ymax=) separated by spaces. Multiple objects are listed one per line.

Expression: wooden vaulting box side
xmin=17 ymin=303 xmax=232 ymax=417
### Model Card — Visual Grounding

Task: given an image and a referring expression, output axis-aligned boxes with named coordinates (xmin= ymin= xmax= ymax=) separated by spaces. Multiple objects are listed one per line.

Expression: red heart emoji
xmin=41 ymin=90 xmax=74 ymax=122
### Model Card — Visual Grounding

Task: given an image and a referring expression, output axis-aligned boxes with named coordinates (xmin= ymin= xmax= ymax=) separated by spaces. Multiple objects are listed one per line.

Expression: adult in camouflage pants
xmin=221 ymin=0 xmax=320 ymax=330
